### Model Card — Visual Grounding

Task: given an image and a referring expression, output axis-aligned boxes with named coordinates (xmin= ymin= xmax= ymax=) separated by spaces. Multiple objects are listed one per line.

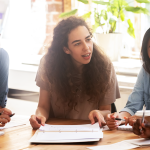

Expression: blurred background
xmin=0 ymin=0 xmax=150 ymax=116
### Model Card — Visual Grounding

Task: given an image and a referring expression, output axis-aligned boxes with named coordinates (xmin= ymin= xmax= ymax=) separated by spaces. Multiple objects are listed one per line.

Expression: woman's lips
xmin=82 ymin=53 xmax=91 ymax=60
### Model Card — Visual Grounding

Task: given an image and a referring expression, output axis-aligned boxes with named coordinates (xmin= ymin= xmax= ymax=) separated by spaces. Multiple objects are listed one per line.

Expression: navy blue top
xmin=0 ymin=48 xmax=9 ymax=108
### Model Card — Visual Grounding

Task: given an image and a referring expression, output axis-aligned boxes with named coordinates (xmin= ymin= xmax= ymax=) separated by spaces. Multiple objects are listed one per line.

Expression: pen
xmin=140 ymin=105 xmax=146 ymax=132
xmin=115 ymin=118 xmax=125 ymax=121
xmin=9 ymin=113 xmax=15 ymax=117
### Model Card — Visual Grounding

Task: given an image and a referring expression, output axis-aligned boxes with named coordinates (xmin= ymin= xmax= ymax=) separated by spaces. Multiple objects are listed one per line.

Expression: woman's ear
xmin=63 ymin=47 xmax=70 ymax=54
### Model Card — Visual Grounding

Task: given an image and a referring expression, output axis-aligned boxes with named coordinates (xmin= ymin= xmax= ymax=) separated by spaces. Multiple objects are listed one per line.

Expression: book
xmin=29 ymin=123 xmax=103 ymax=143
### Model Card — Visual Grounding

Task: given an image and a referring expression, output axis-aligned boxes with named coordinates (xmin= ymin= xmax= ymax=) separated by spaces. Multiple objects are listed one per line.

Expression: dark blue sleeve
xmin=0 ymin=48 xmax=9 ymax=108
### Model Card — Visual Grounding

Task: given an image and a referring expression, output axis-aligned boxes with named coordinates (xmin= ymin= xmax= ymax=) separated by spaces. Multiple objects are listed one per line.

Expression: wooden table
xmin=0 ymin=117 xmax=150 ymax=150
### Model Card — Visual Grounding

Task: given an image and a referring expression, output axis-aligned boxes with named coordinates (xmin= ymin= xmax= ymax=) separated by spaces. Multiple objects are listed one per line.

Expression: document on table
xmin=87 ymin=138 xmax=150 ymax=150
xmin=117 ymin=124 xmax=133 ymax=131
xmin=29 ymin=123 xmax=103 ymax=143
xmin=0 ymin=115 xmax=29 ymax=130
xmin=87 ymin=141 xmax=139 ymax=150
xmin=125 ymin=138 xmax=150 ymax=146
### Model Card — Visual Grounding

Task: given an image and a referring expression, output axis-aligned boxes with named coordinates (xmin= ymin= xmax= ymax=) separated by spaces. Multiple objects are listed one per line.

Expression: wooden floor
xmin=6 ymin=98 xmax=38 ymax=116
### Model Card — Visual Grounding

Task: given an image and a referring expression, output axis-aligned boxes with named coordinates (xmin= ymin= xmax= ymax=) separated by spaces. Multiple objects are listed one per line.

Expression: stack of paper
xmin=29 ymin=123 xmax=103 ymax=143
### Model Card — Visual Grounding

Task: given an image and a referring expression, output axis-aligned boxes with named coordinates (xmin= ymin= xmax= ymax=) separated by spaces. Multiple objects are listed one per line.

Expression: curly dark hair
xmin=141 ymin=28 xmax=150 ymax=74
xmin=43 ymin=16 xmax=112 ymax=110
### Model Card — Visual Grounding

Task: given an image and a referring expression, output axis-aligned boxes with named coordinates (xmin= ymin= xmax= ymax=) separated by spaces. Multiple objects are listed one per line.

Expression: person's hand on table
xmin=124 ymin=115 xmax=137 ymax=126
xmin=0 ymin=107 xmax=12 ymax=127
xmin=29 ymin=115 xmax=46 ymax=129
xmin=106 ymin=112 xmax=122 ymax=130
xmin=88 ymin=110 xmax=106 ymax=127
xmin=133 ymin=118 xmax=150 ymax=138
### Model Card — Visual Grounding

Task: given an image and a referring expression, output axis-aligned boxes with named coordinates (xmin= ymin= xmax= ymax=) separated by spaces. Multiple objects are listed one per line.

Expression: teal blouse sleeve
xmin=0 ymin=48 xmax=9 ymax=108
xmin=120 ymin=67 xmax=145 ymax=115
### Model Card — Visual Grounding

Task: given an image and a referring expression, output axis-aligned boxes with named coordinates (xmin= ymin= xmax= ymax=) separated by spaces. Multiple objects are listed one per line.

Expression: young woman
xmin=29 ymin=16 xmax=120 ymax=129
xmin=106 ymin=28 xmax=150 ymax=138
xmin=0 ymin=48 xmax=12 ymax=127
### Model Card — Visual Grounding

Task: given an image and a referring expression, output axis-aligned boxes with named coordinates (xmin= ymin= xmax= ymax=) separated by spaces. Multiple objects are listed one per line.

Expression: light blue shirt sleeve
xmin=0 ymin=48 xmax=9 ymax=108
xmin=120 ymin=67 xmax=145 ymax=116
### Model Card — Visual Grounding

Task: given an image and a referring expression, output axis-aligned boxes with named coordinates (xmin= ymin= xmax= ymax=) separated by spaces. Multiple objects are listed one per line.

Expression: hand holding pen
xmin=106 ymin=112 xmax=123 ymax=130
xmin=0 ymin=108 xmax=14 ymax=127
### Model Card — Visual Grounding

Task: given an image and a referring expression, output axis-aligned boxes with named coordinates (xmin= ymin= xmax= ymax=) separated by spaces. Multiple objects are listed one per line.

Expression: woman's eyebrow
xmin=85 ymin=35 xmax=91 ymax=39
xmin=72 ymin=40 xmax=81 ymax=44
xmin=71 ymin=35 xmax=91 ymax=44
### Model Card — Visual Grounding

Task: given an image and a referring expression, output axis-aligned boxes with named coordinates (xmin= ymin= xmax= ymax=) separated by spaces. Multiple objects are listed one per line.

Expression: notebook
xmin=117 ymin=124 xmax=133 ymax=131
xmin=29 ymin=123 xmax=103 ymax=143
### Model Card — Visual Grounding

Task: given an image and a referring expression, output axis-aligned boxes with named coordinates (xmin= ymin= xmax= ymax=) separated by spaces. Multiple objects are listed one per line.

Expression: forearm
xmin=35 ymin=106 xmax=49 ymax=121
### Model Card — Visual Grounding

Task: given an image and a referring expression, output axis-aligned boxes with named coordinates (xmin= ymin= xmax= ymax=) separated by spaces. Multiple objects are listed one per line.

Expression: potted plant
xmin=60 ymin=0 xmax=150 ymax=61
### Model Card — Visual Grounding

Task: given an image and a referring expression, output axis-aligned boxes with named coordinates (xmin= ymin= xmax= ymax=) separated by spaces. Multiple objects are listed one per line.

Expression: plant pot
xmin=94 ymin=33 xmax=123 ymax=61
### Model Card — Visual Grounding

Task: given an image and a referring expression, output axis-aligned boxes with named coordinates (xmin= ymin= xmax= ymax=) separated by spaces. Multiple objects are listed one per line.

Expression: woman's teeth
xmin=83 ymin=54 xmax=90 ymax=57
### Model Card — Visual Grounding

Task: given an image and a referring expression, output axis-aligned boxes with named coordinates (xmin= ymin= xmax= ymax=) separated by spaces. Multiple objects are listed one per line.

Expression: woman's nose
xmin=83 ymin=42 xmax=89 ymax=51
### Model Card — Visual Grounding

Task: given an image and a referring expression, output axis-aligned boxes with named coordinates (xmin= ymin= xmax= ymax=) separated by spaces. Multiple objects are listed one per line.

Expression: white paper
xmin=30 ymin=123 xmax=103 ymax=143
xmin=36 ymin=131 xmax=102 ymax=141
xmin=0 ymin=115 xmax=29 ymax=130
xmin=87 ymin=141 xmax=139 ymax=150
xmin=39 ymin=123 xmax=100 ymax=132
xmin=125 ymin=138 xmax=150 ymax=146
xmin=0 ymin=121 xmax=26 ymax=130
xmin=117 ymin=124 xmax=133 ymax=131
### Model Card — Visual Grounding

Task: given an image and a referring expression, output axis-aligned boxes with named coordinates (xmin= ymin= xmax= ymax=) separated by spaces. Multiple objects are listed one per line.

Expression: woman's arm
xmin=36 ymin=88 xmax=51 ymax=120
xmin=30 ymin=88 xmax=51 ymax=129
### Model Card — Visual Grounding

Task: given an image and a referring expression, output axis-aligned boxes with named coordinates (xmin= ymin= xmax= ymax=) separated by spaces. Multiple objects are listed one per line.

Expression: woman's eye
xmin=86 ymin=38 xmax=91 ymax=41
xmin=75 ymin=43 xmax=80 ymax=46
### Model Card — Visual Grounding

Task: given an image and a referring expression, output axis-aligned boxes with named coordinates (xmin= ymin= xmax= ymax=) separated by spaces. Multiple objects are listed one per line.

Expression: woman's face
xmin=64 ymin=26 xmax=93 ymax=69
xmin=147 ymin=39 xmax=150 ymax=58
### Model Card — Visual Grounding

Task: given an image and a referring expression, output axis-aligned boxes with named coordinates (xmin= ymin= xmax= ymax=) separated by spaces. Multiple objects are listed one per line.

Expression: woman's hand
xmin=0 ymin=108 xmax=12 ymax=127
xmin=124 ymin=115 xmax=137 ymax=126
xmin=29 ymin=115 xmax=46 ymax=129
xmin=88 ymin=110 xmax=106 ymax=127
xmin=133 ymin=118 xmax=150 ymax=138
xmin=106 ymin=112 xmax=122 ymax=130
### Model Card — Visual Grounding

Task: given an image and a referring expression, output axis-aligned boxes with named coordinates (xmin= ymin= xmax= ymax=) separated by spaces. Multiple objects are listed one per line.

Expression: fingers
xmin=88 ymin=112 xmax=95 ymax=125
xmin=29 ymin=115 xmax=46 ymax=129
xmin=39 ymin=116 xmax=46 ymax=126
xmin=95 ymin=113 xmax=106 ymax=127
xmin=29 ymin=115 xmax=41 ymax=129
xmin=0 ymin=114 xmax=11 ymax=125
xmin=88 ymin=110 xmax=106 ymax=127
xmin=107 ymin=121 xmax=119 ymax=130
xmin=0 ymin=108 xmax=12 ymax=115
xmin=106 ymin=113 xmax=121 ymax=130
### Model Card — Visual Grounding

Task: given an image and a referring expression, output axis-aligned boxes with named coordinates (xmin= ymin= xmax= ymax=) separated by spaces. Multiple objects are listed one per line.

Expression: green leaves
xmin=59 ymin=9 xmax=78 ymax=18
xmin=125 ymin=6 xmax=150 ymax=15
xmin=59 ymin=0 xmax=150 ymax=38
xmin=92 ymin=0 xmax=109 ymax=5
xmin=127 ymin=19 xmax=135 ymax=38
xmin=78 ymin=0 xmax=89 ymax=4
xmin=136 ymin=0 xmax=150 ymax=3
xmin=109 ymin=18 xmax=116 ymax=33
xmin=81 ymin=12 xmax=91 ymax=20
